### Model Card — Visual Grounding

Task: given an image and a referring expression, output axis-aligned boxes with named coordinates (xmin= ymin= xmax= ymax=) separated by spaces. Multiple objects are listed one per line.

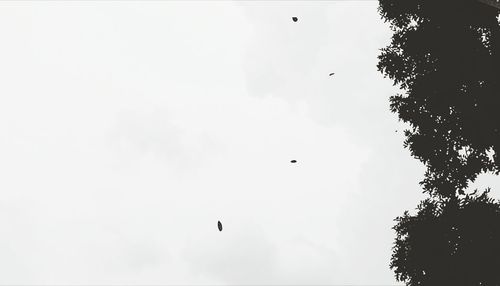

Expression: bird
xmin=292 ymin=17 xmax=298 ymax=22
xmin=290 ymin=160 xmax=297 ymax=163
xmin=329 ymin=72 xmax=335 ymax=76
xmin=218 ymin=220 xmax=223 ymax=232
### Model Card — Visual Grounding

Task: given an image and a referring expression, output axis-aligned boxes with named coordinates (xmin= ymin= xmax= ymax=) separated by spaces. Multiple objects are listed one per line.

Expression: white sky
xmin=0 ymin=1 xmax=498 ymax=285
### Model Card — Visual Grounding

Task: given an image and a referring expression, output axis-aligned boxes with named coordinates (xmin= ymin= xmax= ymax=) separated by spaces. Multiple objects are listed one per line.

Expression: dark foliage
xmin=378 ymin=0 xmax=500 ymax=197
xmin=379 ymin=1 xmax=500 ymax=284
xmin=391 ymin=190 xmax=500 ymax=286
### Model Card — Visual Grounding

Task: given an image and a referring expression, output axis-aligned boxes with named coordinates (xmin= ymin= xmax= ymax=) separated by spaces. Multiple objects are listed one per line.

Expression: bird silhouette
xmin=291 ymin=160 xmax=297 ymax=163
xmin=292 ymin=17 xmax=298 ymax=22
xmin=218 ymin=221 xmax=223 ymax=232
xmin=329 ymin=73 xmax=335 ymax=76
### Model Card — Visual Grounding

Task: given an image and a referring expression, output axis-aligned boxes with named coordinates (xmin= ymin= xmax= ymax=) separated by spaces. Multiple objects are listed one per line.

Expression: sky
xmin=0 ymin=1 xmax=498 ymax=285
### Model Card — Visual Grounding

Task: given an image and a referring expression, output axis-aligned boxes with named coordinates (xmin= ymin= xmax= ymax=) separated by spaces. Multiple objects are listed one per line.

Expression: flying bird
xmin=290 ymin=160 xmax=297 ymax=163
xmin=218 ymin=220 xmax=223 ymax=232
xmin=292 ymin=17 xmax=298 ymax=22
xmin=329 ymin=73 xmax=335 ymax=76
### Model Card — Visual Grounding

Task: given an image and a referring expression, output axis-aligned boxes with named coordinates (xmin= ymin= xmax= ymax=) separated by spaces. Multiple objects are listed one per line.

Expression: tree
xmin=378 ymin=0 xmax=500 ymax=197
xmin=378 ymin=1 xmax=500 ymax=284
xmin=390 ymin=190 xmax=500 ymax=286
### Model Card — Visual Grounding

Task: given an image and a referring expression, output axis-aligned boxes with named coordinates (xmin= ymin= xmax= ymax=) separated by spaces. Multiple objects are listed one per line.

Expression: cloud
xmin=0 ymin=2 xmax=433 ymax=285
xmin=183 ymin=219 xmax=278 ymax=284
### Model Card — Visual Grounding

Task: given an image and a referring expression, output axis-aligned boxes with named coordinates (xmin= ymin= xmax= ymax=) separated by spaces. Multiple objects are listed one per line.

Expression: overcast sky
xmin=0 ymin=1 xmax=499 ymax=285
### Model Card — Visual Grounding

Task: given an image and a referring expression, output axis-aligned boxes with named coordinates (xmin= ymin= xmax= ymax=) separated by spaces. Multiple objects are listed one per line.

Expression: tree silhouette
xmin=378 ymin=0 xmax=500 ymax=197
xmin=391 ymin=190 xmax=500 ymax=286
xmin=378 ymin=1 xmax=500 ymax=284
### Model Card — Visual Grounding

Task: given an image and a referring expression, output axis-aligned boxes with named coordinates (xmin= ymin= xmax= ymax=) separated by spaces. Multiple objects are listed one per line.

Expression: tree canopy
xmin=378 ymin=1 xmax=500 ymax=284
xmin=378 ymin=0 xmax=500 ymax=197
xmin=391 ymin=190 xmax=500 ymax=286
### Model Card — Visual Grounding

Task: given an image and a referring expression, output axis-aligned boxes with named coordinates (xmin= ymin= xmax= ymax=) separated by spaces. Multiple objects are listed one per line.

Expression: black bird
xmin=329 ymin=73 xmax=335 ymax=76
xmin=292 ymin=17 xmax=298 ymax=22
xmin=291 ymin=160 xmax=297 ymax=163
xmin=218 ymin=220 xmax=223 ymax=232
